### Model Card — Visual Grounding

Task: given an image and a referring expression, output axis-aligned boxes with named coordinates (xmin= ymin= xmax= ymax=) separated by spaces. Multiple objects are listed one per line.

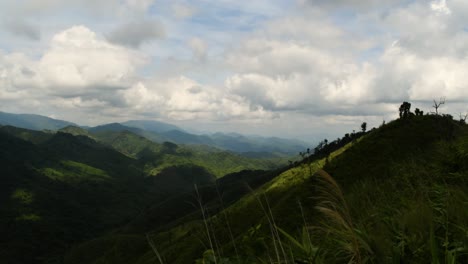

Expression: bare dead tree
xmin=432 ymin=97 xmax=445 ymax=115
xmin=459 ymin=112 xmax=468 ymax=124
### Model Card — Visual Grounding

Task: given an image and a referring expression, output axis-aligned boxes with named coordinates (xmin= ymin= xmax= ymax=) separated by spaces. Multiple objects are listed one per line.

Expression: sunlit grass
xmin=11 ymin=188 xmax=34 ymax=204
xmin=15 ymin=213 xmax=41 ymax=221
xmin=39 ymin=160 xmax=110 ymax=182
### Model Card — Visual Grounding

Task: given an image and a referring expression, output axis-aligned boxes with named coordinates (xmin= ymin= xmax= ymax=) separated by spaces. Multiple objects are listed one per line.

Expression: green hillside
xmin=0 ymin=130 xmax=162 ymax=264
xmin=0 ymin=126 xmax=291 ymax=264
xmin=89 ymin=129 xmax=285 ymax=177
xmin=63 ymin=114 xmax=468 ymax=263
xmin=0 ymin=125 xmax=54 ymax=143
xmin=59 ymin=125 xmax=92 ymax=137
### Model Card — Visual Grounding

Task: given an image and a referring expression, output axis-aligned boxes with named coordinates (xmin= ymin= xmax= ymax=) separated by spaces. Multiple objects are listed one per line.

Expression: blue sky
xmin=0 ymin=0 xmax=467 ymax=141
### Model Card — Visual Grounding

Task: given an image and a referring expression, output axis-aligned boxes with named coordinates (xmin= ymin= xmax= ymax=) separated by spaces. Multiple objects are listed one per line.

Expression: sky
xmin=1 ymin=0 xmax=467 ymax=141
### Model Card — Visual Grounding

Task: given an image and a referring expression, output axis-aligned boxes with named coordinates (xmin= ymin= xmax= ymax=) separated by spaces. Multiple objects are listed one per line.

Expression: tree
xmin=399 ymin=102 xmax=411 ymax=118
xmin=361 ymin=122 xmax=367 ymax=133
xmin=414 ymin=108 xmax=424 ymax=116
xmin=432 ymin=97 xmax=445 ymax=115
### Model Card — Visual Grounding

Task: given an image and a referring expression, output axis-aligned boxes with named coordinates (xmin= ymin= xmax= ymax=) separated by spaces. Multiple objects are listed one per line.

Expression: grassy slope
xmin=65 ymin=115 xmax=468 ymax=263
xmin=323 ymin=115 xmax=468 ymax=262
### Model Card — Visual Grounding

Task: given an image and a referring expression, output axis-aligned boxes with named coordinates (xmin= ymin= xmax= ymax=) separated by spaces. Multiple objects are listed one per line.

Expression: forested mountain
xmin=0 ymin=111 xmax=76 ymax=131
xmin=2 ymin=113 xmax=467 ymax=264
xmin=62 ymin=114 xmax=468 ymax=264
xmin=91 ymin=122 xmax=306 ymax=155
xmin=0 ymin=111 xmax=307 ymax=155
xmin=0 ymin=125 xmax=286 ymax=263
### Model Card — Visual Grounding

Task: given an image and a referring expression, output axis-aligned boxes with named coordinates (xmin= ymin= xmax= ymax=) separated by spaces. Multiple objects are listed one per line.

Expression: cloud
xmin=188 ymin=37 xmax=207 ymax=60
xmin=374 ymin=42 xmax=468 ymax=102
xmin=118 ymin=82 xmax=164 ymax=113
xmin=223 ymin=0 xmax=468 ymax=118
xmin=39 ymin=26 xmax=145 ymax=93
xmin=2 ymin=19 xmax=41 ymax=40
xmin=107 ymin=20 xmax=165 ymax=48
xmin=172 ymin=3 xmax=197 ymax=19
xmin=1 ymin=0 xmax=468 ymax=139
xmin=124 ymin=0 xmax=154 ymax=13
xmin=299 ymin=0 xmax=397 ymax=10
xmin=116 ymin=76 xmax=278 ymax=121
xmin=0 ymin=25 xmax=145 ymax=102
xmin=431 ymin=0 xmax=451 ymax=15
xmin=223 ymin=14 xmax=377 ymax=115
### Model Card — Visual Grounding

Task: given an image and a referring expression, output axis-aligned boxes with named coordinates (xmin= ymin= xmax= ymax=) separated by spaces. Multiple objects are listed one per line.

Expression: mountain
xmin=0 ymin=111 xmax=307 ymax=156
xmin=0 ymin=127 xmax=233 ymax=264
xmin=89 ymin=122 xmax=306 ymax=156
xmin=209 ymin=132 xmax=307 ymax=154
xmin=59 ymin=125 xmax=91 ymax=137
xmin=0 ymin=124 xmax=290 ymax=263
xmin=0 ymin=111 xmax=76 ymax=131
xmin=88 ymin=129 xmax=282 ymax=177
xmin=0 ymin=129 xmax=152 ymax=264
xmin=0 ymin=125 xmax=54 ymax=144
xmin=158 ymin=130 xmax=307 ymax=155
xmin=121 ymin=120 xmax=182 ymax=133
xmin=161 ymin=130 xmax=214 ymax=145
xmin=63 ymin=114 xmax=468 ymax=263
xmin=88 ymin=123 xmax=143 ymax=134
xmin=8 ymin=111 xmax=467 ymax=263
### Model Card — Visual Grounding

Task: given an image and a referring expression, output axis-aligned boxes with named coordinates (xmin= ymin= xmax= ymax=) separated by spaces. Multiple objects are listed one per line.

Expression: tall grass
xmin=146 ymin=233 xmax=165 ymax=264
xmin=312 ymin=169 xmax=372 ymax=263
xmin=194 ymin=184 xmax=218 ymax=264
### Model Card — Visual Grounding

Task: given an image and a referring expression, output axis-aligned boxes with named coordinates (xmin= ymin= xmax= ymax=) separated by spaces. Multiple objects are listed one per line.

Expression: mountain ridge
xmin=0 ymin=111 xmax=307 ymax=155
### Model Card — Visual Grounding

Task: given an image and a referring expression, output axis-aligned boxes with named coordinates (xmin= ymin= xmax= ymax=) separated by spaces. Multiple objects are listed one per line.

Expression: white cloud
xmin=0 ymin=25 xmax=146 ymax=111
xmin=114 ymin=75 xmax=278 ymax=121
xmin=222 ymin=0 xmax=468 ymax=120
xmin=431 ymin=0 xmax=451 ymax=15
xmin=39 ymin=26 xmax=145 ymax=93
xmin=2 ymin=0 xmax=468 ymax=139
xmin=376 ymin=43 xmax=468 ymax=102
xmin=118 ymin=82 xmax=164 ymax=112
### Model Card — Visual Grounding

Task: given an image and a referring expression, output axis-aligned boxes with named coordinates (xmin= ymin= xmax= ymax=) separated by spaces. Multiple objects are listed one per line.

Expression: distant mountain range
xmin=0 ymin=111 xmax=308 ymax=155
xmin=121 ymin=120 xmax=182 ymax=133
xmin=0 ymin=111 xmax=76 ymax=131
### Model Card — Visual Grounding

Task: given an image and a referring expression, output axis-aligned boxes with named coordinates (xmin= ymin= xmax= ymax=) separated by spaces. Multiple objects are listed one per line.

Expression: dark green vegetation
xmin=1 ymin=110 xmax=467 ymax=263
xmin=0 ymin=124 xmax=285 ymax=263
xmin=61 ymin=114 xmax=467 ymax=263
